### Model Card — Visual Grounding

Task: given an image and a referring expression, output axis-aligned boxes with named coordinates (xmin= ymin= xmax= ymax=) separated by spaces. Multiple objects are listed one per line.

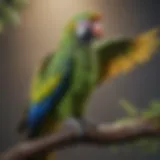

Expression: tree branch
xmin=1 ymin=115 xmax=160 ymax=160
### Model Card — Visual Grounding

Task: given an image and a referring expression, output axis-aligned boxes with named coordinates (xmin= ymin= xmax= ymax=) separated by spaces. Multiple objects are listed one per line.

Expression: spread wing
xmin=94 ymin=28 xmax=159 ymax=84
xmin=17 ymin=53 xmax=73 ymax=136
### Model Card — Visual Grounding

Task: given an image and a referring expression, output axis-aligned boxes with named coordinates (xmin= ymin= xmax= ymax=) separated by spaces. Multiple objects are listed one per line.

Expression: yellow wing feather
xmin=98 ymin=28 xmax=159 ymax=82
xmin=29 ymin=53 xmax=61 ymax=103
xmin=30 ymin=74 xmax=61 ymax=103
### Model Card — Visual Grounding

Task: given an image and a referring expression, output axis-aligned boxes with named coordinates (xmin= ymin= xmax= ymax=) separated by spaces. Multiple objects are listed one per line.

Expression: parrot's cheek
xmin=92 ymin=22 xmax=104 ymax=38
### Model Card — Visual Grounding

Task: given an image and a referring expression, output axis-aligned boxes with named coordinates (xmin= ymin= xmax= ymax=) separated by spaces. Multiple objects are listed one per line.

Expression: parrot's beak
xmin=92 ymin=20 xmax=104 ymax=38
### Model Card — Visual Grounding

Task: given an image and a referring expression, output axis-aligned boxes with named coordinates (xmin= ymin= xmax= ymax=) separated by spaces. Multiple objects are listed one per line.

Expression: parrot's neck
xmin=59 ymin=33 xmax=92 ymax=54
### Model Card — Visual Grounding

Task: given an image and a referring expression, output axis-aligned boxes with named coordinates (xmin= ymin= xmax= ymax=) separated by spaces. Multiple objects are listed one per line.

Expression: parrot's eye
xmin=76 ymin=20 xmax=93 ymax=42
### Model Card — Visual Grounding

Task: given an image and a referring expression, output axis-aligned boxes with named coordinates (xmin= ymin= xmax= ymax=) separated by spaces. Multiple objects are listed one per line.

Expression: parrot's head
xmin=63 ymin=11 xmax=103 ymax=43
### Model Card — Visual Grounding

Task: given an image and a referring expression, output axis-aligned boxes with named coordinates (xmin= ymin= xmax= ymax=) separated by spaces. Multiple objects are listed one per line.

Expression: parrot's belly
xmin=71 ymin=66 xmax=97 ymax=117
xmin=56 ymin=65 xmax=97 ymax=121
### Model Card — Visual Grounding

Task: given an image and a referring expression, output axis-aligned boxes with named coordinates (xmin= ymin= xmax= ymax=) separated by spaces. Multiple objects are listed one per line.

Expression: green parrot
xmin=17 ymin=11 xmax=159 ymax=160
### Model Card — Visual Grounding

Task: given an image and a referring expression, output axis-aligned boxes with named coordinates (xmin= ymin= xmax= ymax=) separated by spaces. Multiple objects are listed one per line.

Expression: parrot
xmin=17 ymin=11 xmax=160 ymax=160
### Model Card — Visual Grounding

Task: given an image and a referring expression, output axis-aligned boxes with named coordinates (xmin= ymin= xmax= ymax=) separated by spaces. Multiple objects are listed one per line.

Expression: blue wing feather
xmin=27 ymin=62 xmax=72 ymax=131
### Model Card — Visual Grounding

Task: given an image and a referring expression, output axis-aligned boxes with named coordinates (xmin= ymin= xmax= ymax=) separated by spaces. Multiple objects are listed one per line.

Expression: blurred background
xmin=0 ymin=0 xmax=160 ymax=159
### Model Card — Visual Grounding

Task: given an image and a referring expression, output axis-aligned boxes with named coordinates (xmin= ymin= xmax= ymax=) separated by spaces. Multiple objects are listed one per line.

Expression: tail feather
xmin=17 ymin=118 xmax=27 ymax=133
xmin=21 ymin=123 xmax=58 ymax=160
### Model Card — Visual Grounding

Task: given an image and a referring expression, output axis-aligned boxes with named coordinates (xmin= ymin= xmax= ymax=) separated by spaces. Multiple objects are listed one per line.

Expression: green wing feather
xmin=17 ymin=53 xmax=55 ymax=132
xmin=94 ymin=28 xmax=159 ymax=83
xmin=17 ymin=52 xmax=69 ymax=133
xmin=29 ymin=53 xmax=61 ymax=103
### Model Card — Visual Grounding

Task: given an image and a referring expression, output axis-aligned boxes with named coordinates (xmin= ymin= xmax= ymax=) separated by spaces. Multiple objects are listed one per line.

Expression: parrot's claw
xmin=62 ymin=118 xmax=91 ymax=137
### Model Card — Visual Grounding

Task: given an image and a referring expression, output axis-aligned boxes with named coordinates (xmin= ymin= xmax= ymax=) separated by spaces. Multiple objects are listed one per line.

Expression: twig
xmin=1 ymin=116 xmax=160 ymax=160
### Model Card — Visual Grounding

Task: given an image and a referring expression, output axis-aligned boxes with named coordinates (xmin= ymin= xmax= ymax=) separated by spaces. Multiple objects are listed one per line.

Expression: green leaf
xmin=142 ymin=100 xmax=160 ymax=118
xmin=2 ymin=6 xmax=20 ymax=25
xmin=12 ymin=0 xmax=29 ymax=10
xmin=136 ymin=139 xmax=160 ymax=153
xmin=119 ymin=99 xmax=139 ymax=117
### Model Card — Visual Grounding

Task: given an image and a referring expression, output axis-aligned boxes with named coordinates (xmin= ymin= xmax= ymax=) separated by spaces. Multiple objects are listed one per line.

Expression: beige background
xmin=0 ymin=0 xmax=160 ymax=159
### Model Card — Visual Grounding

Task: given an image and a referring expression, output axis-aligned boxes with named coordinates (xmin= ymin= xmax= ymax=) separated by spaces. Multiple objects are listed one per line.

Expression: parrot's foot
xmin=62 ymin=118 xmax=84 ymax=136
xmin=62 ymin=118 xmax=93 ymax=137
